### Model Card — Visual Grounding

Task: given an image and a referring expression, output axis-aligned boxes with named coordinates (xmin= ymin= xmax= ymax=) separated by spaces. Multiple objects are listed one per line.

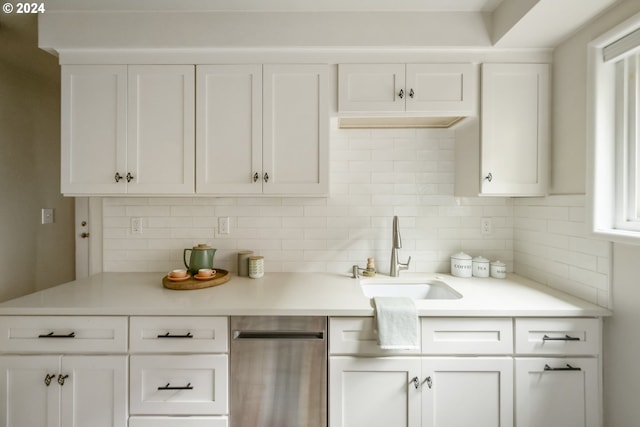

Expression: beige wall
xmin=0 ymin=15 xmax=75 ymax=301
xmin=552 ymin=1 xmax=640 ymax=425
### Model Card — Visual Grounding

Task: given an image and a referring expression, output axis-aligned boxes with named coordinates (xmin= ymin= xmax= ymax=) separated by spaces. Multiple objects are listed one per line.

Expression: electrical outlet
xmin=219 ymin=216 xmax=230 ymax=234
xmin=41 ymin=208 xmax=54 ymax=224
xmin=481 ymin=218 xmax=492 ymax=235
xmin=131 ymin=217 xmax=143 ymax=234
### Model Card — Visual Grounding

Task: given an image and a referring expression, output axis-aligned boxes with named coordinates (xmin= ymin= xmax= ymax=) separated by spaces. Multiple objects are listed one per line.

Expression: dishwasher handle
xmin=233 ymin=330 xmax=324 ymax=340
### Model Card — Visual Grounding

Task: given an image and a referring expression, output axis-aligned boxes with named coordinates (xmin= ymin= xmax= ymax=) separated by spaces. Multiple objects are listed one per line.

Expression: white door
xmin=421 ymin=357 xmax=513 ymax=427
xmin=481 ymin=63 xmax=549 ymax=196
xmin=263 ymin=64 xmax=329 ymax=195
xmin=196 ymin=65 xmax=262 ymax=194
xmin=0 ymin=355 xmax=61 ymax=427
xmin=127 ymin=65 xmax=195 ymax=194
xmin=61 ymin=65 xmax=127 ymax=195
xmin=329 ymin=356 xmax=422 ymax=427
xmin=60 ymin=356 xmax=128 ymax=427
xmin=338 ymin=64 xmax=406 ymax=112
xmin=406 ymin=64 xmax=475 ymax=115
xmin=515 ymin=358 xmax=599 ymax=427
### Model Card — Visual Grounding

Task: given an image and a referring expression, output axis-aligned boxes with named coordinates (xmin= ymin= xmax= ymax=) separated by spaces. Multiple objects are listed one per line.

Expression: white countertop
xmin=0 ymin=272 xmax=611 ymax=317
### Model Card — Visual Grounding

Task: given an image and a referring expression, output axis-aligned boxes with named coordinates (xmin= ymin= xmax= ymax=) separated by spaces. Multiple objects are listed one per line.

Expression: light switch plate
xmin=41 ymin=208 xmax=54 ymax=224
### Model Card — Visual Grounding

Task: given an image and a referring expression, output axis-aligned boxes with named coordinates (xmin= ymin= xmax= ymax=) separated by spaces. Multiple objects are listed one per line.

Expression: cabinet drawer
xmin=0 ymin=316 xmax=128 ymax=353
xmin=329 ymin=317 xmax=421 ymax=355
xmin=129 ymin=416 xmax=228 ymax=427
xmin=130 ymin=316 xmax=228 ymax=353
xmin=421 ymin=318 xmax=513 ymax=355
xmin=130 ymin=355 xmax=228 ymax=415
xmin=515 ymin=318 xmax=600 ymax=355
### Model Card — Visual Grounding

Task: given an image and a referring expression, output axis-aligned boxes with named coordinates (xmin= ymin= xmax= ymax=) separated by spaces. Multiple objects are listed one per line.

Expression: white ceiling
xmin=41 ymin=0 xmax=623 ymax=48
xmin=46 ymin=0 xmax=505 ymax=12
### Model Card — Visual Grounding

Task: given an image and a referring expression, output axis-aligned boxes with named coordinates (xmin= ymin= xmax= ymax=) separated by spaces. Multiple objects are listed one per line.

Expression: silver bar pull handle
xmin=234 ymin=330 xmax=324 ymax=340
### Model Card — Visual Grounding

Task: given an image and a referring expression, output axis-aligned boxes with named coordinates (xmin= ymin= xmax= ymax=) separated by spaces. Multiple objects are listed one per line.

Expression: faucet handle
xmin=400 ymin=256 xmax=412 ymax=270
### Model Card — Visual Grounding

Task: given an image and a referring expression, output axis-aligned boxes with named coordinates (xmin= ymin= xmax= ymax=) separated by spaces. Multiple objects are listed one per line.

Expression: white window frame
xmin=588 ymin=11 xmax=640 ymax=244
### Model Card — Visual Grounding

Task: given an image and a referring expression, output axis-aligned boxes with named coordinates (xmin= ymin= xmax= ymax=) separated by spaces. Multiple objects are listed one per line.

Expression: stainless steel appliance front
xmin=230 ymin=316 xmax=327 ymax=427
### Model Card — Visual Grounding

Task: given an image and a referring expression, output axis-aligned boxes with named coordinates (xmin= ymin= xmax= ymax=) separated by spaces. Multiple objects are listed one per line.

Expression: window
xmin=614 ymin=51 xmax=640 ymax=231
xmin=588 ymin=12 xmax=640 ymax=243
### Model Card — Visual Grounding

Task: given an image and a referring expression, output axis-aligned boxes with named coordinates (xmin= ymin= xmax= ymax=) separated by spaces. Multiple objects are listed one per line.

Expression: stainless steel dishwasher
xmin=230 ymin=316 xmax=327 ymax=427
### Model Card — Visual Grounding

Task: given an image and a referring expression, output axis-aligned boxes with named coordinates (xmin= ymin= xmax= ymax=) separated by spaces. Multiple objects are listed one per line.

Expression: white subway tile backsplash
xmin=514 ymin=195 xmax=611 ymax=308
xmin=101 ymin=128 xmax=609 ymax=308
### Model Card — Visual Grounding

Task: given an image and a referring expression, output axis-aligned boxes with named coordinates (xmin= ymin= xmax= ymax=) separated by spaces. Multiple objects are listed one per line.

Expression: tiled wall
xmin=513 ymin=195 xmax=611 ymax=307
xmin=103 ymin=126 xmax=514 ymax=275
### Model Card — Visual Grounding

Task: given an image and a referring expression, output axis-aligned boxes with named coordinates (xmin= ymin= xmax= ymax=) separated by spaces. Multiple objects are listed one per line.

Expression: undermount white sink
xmin=360 ymin=277 xmax=462 ymax=300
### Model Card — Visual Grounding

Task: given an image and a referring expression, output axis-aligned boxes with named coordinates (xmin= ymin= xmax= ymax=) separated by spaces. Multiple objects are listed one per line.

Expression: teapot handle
xmin=183 ymin=249 xmax=192 ymax=270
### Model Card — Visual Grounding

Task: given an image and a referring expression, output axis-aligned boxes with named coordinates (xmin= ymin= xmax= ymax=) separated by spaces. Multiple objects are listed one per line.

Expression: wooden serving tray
xmin=162 ymin=269 xmax=231 ymax=290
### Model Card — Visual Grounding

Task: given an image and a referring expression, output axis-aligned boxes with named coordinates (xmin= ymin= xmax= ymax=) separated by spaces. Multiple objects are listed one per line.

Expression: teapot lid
xmin=194 ymin=243 xmax=212 ymax=249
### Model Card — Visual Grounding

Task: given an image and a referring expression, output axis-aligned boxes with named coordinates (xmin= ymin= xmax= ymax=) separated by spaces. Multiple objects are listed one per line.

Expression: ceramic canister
xmin=472 ymin=256 xmax=490 ymax=278
xmin=249 ymin=256 xmax=264 ymax=279
xmin=237 ymin=250 xmax=254 ymax=277
xmin=490 ymin=260 xmax=507 ymax=279
xmin=451 ymin=252 xmax=473 ymax=278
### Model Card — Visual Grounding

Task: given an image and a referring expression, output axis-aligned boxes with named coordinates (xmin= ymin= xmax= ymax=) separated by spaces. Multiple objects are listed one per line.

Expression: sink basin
xmin=360 ymin=278 xmax=462 ymax=300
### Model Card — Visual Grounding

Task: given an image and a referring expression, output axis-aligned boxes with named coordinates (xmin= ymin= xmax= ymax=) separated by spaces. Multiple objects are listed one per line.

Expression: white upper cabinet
xmin=338 ymin=63 xmax=474 ymax=115
xmin=196 ymin=65 xmax=262 ymax=194
xmin=263 ymin=64 xmax=329 ymax=195
xmin=61 ymin=65 xmax=195 ymax=195
xmin=61 ymin=65 xmax=127 ymax=195
xmin=480 ymin=63 xmax=549 ymax=196
xmin=127 ymin=66 xmax=195 ymax=194
xmin=197 ymin=64 xmax=328 ymax=196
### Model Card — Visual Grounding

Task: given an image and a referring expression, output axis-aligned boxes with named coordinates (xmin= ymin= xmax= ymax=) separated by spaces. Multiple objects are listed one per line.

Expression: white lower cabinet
xmin=329 ymin=317 xmax=603 ymax=427
xmin=421 ymin=357 xmax=513 ymax=427
xmin=329 ymin=356 xmax=512 ymax=427
xmin=0 ymin=354 xmax=127 ymax=427
xmin=515 ymin=358 xmax=598 ymax=427
xmin=330 ymin=357 xmax=422 ymax=427
xmin=514 ymin=318 xmax=601 ymax=427
xmin=128 ymin=316 xmax=230 ymax=426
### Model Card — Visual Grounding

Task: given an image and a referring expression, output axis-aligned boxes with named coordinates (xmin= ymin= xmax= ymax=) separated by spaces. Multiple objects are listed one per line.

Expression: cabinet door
xmin=127 ymin=65 xmax=195 ymax=194
xmin=421 ymin=357 xmax=513 ymax=427
xmin=0 ymin=355 xmax=61 ymax=427
xmin=515 ymin=357 xmax=599 ymax=427
xmin=263 ymin=64 xmax=329 ymax=195
xmin=406 ymin=64 xmax=475 ymax=114
xmin=329 ymin=356 xmax=422 ymax=427
xmin=481 ymin=63 xmax=549 ymax=196
xmin=61 ymin=65 xmax=127 ymax=195
xmin=196 ymin=65 xmax=262 ymax=194
xmin=338 ymin=64 xmax=406 ymax=112
xmin=59 ymin=355 xmax=128 ymax=427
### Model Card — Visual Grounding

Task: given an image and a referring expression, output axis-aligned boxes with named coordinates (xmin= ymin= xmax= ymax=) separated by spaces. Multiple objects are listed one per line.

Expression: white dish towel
xmin=373 ymin=297 xmax=419 ymax=350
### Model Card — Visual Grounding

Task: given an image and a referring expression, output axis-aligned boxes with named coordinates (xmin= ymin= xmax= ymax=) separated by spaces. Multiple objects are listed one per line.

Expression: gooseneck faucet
xmin=390 ymin=216 xmax=411 ymax=277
